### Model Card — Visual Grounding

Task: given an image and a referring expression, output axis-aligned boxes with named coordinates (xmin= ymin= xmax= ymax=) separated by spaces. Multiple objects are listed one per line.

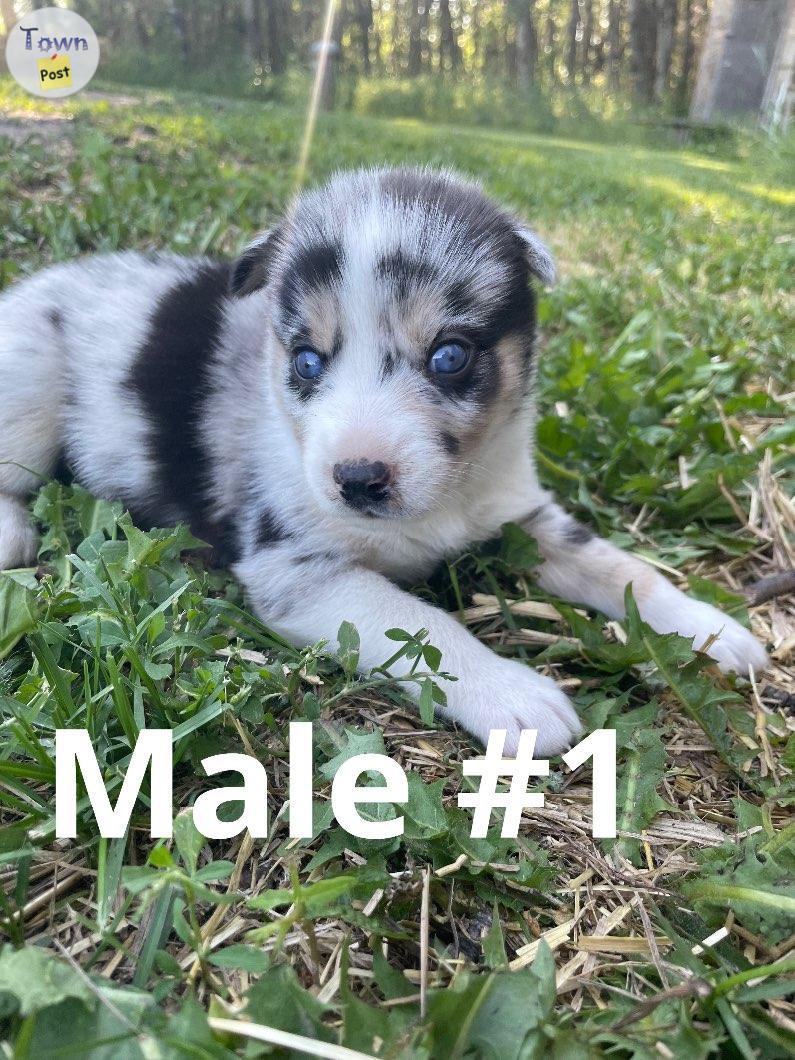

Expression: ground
xmin=0 ymin=79 xmax=793 ymax=1058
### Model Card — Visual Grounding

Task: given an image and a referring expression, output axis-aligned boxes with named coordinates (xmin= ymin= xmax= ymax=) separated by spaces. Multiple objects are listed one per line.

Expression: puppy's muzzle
xmin=333 ymin=459 xmax=394 ymax=514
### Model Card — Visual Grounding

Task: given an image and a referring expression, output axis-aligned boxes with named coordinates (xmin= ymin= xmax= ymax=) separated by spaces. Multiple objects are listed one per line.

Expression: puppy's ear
xmin=515 ymin=225 xmax=556 ymax=286
xmin=230 ymin=227 xmax=283 ymax=298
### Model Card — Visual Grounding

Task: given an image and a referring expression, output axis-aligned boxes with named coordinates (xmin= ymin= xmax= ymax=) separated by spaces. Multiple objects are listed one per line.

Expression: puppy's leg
xmin=0 ymin=426 xmax=55 ymax=570
xmin=0 ymin=496 xmax=40 ymax=570
xmin=0 ymin=286 xmax=65 ymax=570
xmin=235 ymin=548 xmax=581 ymax=755
xmin=524 ymin=497 xmax=767 ymax=674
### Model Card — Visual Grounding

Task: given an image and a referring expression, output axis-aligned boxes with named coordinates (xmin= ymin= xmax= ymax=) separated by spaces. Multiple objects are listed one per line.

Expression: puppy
xmin=0 ymin=167 xmax=766 ymax=753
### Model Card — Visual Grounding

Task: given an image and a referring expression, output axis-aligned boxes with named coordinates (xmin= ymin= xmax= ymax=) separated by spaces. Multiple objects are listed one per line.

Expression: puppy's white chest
xmin=334 ymin=501 xmax=508 ymax=583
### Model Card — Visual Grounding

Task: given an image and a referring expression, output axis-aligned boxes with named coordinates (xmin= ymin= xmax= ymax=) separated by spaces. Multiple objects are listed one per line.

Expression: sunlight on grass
xmin=637 ymin=172 xmax=771 ymax=221
xmin=735 ymin=182 xmax=795 ymax=207
xmin=675 ymin=153 xmax=741 ymax=173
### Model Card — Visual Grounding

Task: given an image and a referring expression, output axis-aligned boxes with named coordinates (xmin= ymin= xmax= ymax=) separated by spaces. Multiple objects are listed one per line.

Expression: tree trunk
xmin=504 ymin=16 xmax=515 ymax=80
xmin=354 ymin=0 xmax=373 ymax=74
xmin=608 ymin=0 xmax=623 ymax=90
xmin=581 ymin=0 xmax=594 ymax=84
xmin=628 ymin=0 xmax=658 ymax=102
xmin=439 ymin=0 xmax=461 ymax=71
xmin=470 ymin=0 xmax=482 ymax=73
xmin=654 ymin=0 xmax=678 ymax=99
xmin=515 ymin=0 xmax=538 ymax=91
xmin=593 ymin=33 xmax=606 ymax=73
xmin=390 ymin=0 xmax=403 ymax=74
xmin=132 ymin=3 xmax=153 ymax=50
xmin=241 ymin=0 xmax=263 ymax=66
xmin=675 ymin=0 xmax=695 ymax=105
xmin=0 ymin=0 xmax=14 ymax=33
xmin=545 ymin=8 xmax=557 ymax=80
xmin=0 ymin=0 xmax=15 ymax=73
xmin=372 ymin=14 xmax=382 ymax=71
xmin=170 ymin=0 xmax=191 ymax=65
xmin=691 ymin=0 xmax=789 ymax=121
xmin=566 ymin=0 xmax=581 ymax=82
xmin=263 ymin=0 xmax=287 ymax=75
xmin=761 ymin=0 xmax=795 ymax=128
xmin=408 ymin=0 xmax=429 ymax=75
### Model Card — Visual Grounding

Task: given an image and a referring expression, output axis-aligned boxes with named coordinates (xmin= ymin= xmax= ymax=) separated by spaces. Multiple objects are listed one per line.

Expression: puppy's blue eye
xmin=428 ymin=342 xmax=471 ymax=376
xmin=293 ymin=348 xmax=324 ymax=380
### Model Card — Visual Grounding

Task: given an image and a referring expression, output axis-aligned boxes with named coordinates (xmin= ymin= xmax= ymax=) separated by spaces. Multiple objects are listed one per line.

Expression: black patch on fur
xmin=208 ymin=517 xmax=241 ymax=566
xmin=48 ymin=308 xmax=65 ymax=333
xmin=381 ymin=352 xmax=395 ymax=379
xmin=299 ymin=241 xmax=343 ymax=288
xmin=255 ymin=508 xmax=289 ymax=549
xmin=53 ymin=447 xmax=74 ymax=484
xmin=523 ymin=505 xmax=546 ymax=525
xmin=440 ymin=431 xmax=460 ymax=455
xmin=474 ymin=285 xmax=536 ymax=354
xmin=380 ymin=168 xmax=537 ymax=369
xmin=376 ymin=251 xmax=437 ymax=301
xmin=331 ymin=328 xmax=343 ymax=357
xmin=127 ymin=262 xmax=233 ymax=554
xmin=564 ymin=521 xmax=595 ymax=546
xmin=293 ymin=550 xmax=339 ymax=566
xmin=278 ymin=240 xmax=343 ymax=325
xmin=470 ymin=348 xmax=502 ymax=407
xmin=122 ymin=509 xmax=240 ymax=568
xmin=444 ymin=279 xmax=476 ymax=318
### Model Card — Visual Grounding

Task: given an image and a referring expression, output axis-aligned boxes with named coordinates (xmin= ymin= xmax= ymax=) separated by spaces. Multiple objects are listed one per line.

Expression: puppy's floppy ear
xmin=515 ymin=225 xmax=556 ymax=286
xmin=230 ymin=227 xmax=283 ymax=298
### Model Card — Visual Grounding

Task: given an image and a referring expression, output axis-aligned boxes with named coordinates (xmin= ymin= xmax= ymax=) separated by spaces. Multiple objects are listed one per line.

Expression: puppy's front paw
xmin=442 ymin=657 xmax=581 ymax=756
xmin=644 ymin=585 xmax=767 ymax=675
xmin=689 ymin=604 xmax=767 ymax=675
xmin=0 ymin=497 xmax=39 ymax=571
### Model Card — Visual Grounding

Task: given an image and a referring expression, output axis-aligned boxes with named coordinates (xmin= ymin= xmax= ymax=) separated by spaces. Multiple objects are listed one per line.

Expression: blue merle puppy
xmin=0 ymin=167 xmax=767 ymax=753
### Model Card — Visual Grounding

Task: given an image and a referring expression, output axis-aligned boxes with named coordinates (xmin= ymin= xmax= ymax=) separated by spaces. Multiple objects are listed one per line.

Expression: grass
xmin=0 ymin=78 xmax=793 ymax=1058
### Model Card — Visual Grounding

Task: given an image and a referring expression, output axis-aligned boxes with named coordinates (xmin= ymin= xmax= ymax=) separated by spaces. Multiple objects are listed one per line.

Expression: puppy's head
xmin=231 ymin=167 xmax=554 ymax=522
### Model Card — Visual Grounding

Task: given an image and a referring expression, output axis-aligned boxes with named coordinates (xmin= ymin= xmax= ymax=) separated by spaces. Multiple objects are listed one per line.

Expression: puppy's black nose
xmin=333 ymin=459 xmax=392 ymax=511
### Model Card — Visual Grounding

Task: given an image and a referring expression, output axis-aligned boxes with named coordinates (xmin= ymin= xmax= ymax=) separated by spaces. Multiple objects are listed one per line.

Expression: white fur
xmin=0 ymin=168 xmax=767 ymax=756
